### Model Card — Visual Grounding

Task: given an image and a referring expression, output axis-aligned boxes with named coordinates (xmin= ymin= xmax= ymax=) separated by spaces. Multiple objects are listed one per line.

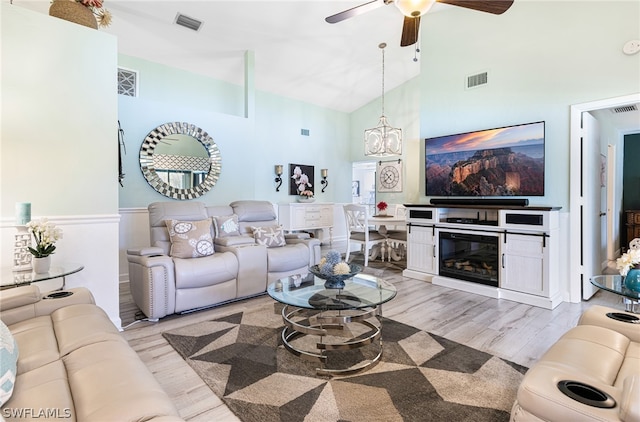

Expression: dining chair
xmin=343 ymin=204 xmax=387 ymax=266
xmin=385 ymin=205 xmax=407 ymax=261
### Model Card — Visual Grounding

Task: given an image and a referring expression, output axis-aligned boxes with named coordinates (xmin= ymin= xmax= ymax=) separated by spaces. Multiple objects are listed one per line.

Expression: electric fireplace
xmin=438 ymin=231 xmax=499 ymax=287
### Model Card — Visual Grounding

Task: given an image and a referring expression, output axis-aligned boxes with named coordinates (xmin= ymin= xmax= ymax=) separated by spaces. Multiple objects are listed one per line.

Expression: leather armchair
xmin=510 ymin=305 xmax=640 ymax=422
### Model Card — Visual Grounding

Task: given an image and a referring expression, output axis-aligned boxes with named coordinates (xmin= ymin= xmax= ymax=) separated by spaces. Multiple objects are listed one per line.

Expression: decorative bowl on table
xmin=309 ymin=264 xmax=362 ymax=289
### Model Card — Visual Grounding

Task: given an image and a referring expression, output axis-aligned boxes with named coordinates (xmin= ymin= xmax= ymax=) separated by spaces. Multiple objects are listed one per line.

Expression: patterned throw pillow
xmin=165 ymin=219 xmax=215 ymax=258
xmin=212 ymin=215 xmax=240 ymax=238
xmin=0 ymin=320 xmax=18 ymax=406
xmin=251 ymin=225 xmax=286 ymax=248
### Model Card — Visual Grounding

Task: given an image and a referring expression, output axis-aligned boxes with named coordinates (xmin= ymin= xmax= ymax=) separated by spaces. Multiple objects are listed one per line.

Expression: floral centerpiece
xmin=76 ymin=0 xmax=112 ymax=27
xmin=616 ymin=249 xmax=640 ymax=276
xmin=376 ymin=201 xmax=388 ymax=215
xmin=309 ymin=250 xmax=362 ymax=289
xmin=617 ymin=248 xmax=640 ymax=292
xmin=27 ymin=218 xmax=63 ymax=258
xmin=298 ymin=189 xmax=315 ymax=203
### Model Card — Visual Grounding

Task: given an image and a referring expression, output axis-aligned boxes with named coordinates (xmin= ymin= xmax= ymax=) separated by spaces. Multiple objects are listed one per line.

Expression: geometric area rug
xmin=162 ymin=301 xmax=528 ymax=422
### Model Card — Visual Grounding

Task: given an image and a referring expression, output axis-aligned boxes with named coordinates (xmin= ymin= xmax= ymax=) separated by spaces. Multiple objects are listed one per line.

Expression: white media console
xmin=403 ymin=204 xmax=562 ymax=309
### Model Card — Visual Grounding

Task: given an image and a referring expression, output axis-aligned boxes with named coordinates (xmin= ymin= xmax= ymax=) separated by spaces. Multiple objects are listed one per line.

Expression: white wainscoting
xmin=1 ymin=215 xmax=121 ymax=328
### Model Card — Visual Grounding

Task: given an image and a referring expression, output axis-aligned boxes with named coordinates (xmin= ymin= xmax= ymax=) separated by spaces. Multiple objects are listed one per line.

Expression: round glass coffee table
xmin=590 ymin=274 xmax=640 ymax=313
xmin=268 ymin=272 xmax=397 ymax=375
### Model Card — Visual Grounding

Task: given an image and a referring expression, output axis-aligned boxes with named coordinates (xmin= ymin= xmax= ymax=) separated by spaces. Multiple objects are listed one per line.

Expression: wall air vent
xmin=611 ymin=104 xmax=638 ymax=114
xmin=175 ymin=13 xmax=203 ymax=31
xmin=117 ymin=67 xmax=138 ymax=97
xmin=466 ymin=71 xmax=488 ymax=89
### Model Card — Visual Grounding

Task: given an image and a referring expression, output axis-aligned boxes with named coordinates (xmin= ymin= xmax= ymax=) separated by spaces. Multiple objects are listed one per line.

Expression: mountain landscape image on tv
xmin=425 ymin=121 xmax=545 ymax=197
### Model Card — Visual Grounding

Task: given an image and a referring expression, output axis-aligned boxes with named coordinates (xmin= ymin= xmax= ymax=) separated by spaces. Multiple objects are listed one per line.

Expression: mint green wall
xmin=119 ymin=1 xmax=639 ymax=211
xmin=117 ymin=57 xmax=351 ymax=207
xmin=2 ymin=4 xmax=118 ymax=217
xmin=416 ymin=0 xmax=639 ymax=210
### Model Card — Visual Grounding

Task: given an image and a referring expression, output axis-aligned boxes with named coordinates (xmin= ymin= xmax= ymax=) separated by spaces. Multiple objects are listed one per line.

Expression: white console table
xmin=403 ymin=204 xmax=561 ymax=309
xmin=278 ymin=202 xmax=334 ymax=243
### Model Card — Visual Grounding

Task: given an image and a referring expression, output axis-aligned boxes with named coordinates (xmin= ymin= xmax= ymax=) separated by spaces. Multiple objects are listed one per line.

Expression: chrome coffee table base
xmin=280 ymin=305 xmax=383 ymax=375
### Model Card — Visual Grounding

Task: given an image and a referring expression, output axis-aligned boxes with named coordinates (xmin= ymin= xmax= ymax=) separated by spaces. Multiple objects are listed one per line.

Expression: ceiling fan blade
xmin=437 ymin=0 xmax=514 ymax=15
xmin=400 ymin=15 xmax=421 ymax=47
xmin=325 ymin=0 xmax=385 ymax=24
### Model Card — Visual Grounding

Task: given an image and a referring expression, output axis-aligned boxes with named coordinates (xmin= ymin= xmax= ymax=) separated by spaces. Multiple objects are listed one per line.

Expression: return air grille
xmin=611 ymin=104 xmax=638 ymax=113
xmin=175 ymin=13 xmax=203 ymax=31
xmin=466 ymin=71 xmax=488 ymax=89
xmin=117 ymin=68 xmax=137 ymax=97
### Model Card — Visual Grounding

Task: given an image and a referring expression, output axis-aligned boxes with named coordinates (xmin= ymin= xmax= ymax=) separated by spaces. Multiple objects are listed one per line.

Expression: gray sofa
xmin=127 ymin=200 xmax=321 ymax=320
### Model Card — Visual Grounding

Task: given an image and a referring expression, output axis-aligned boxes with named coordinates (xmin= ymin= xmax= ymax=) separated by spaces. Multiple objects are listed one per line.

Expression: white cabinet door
xmin=501 ymin=234 xmax=548 ymax=296
xmin=407 ymin=225 xmax=436 ymax=274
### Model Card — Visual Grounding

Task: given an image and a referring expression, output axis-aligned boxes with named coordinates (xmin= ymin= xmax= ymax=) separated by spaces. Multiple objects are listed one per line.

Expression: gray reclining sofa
xmin=127 ymin=200 xmax=321 ymax=320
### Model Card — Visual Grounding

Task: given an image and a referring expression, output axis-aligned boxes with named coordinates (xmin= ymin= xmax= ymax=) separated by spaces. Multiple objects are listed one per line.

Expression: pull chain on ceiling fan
xmin=326 ymin=0 xmax=514 ymax=48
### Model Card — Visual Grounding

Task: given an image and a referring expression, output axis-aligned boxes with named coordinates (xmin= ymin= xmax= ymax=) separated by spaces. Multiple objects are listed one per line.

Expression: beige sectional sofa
xmin=127 ymin=200 xmax=321 ymax=320
xmin=511 ymin=305 xmax=640 ymax=422
xmin=0 ymin=285 xmax=183 ymax=421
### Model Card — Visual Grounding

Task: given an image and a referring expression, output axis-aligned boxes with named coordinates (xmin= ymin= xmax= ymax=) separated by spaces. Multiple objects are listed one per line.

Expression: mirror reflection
xmin=139 ymin=122 xmax=222 ymax=200
xmin=153 ymin=134 xmax=210 ymax=189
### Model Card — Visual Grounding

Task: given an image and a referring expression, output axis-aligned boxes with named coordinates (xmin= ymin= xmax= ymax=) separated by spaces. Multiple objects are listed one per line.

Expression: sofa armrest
xmin=127 ymin=246 xmax=165 ymax=257
xmin=578 ymin=305 xmax=640 ymax=343
xmin=127 ymin=252 xmax=176 ymax=320
xmin=214 ymin=235 xmax=256 ymax=247
xmin=620 ymin=375 xmax=640 ymax=422
xmin=216 ymin=244 xmax=268 ymax=296
xmin=1 ymin=286 xmax=95 ymax=326
xmin=286 ymin=237 xmax=321 ymax=266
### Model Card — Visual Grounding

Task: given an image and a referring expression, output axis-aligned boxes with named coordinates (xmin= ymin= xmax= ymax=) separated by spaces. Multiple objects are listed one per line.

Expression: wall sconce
xmin=321 ymin=168 xmax=328 ymax=192
xmin=274 ymin=165 xmax=283 ymax=192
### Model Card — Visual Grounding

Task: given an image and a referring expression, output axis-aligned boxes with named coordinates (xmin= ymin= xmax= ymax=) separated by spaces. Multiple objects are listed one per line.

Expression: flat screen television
xmin=425 ymin=121 xmax=545 ymax=197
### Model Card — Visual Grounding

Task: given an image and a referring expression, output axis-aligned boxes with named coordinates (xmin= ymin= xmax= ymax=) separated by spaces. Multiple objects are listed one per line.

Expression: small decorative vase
xmin=378 ymin=209 xmax=387 ymax=216
xmin=32 ymin=256 xmax=51 ymax=274
xmin=623 ymin=266 xmax=640 ymax=292
xmin=49 ymin=0 xmax=98 ymax=29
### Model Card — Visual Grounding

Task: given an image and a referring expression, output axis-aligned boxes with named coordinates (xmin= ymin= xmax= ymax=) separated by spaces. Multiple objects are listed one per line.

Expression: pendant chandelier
xmin=364 ymin=42 xmax=402 ymax=157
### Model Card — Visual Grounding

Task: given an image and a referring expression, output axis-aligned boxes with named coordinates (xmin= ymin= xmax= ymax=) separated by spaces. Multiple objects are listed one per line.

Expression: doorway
xmin=352 ymin=161 xmax=376 ymax=216
xmin=569 ymin=93 xmax=640 ymax=303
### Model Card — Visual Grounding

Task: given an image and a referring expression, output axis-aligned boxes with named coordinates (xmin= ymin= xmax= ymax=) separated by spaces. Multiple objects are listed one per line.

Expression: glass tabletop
xmin=0 ymin=263 xmax=84 ymax=290
xmin=267 ymin=272 xmax=397 ymax=310
xmin=590 ymin=275 xmax=640 ymax=300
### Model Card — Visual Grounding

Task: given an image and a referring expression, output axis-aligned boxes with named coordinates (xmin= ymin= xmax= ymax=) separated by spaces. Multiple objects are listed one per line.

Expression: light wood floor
xmin=119 ymin=242 xmax=623 ymax=421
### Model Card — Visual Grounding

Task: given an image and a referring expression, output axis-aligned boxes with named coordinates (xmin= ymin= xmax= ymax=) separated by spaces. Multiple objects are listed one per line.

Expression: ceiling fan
xmin=326 ymin=0 xmax=514 ymax=47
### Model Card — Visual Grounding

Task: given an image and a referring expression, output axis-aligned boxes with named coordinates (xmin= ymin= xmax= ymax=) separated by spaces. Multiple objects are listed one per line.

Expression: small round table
xmin=590 ymin=274 xmax=640 ymax=313
xmin=1 ymin=263 xmax=84 ymax=293
xmin=268 ymin=272 xmax=397 ymax=375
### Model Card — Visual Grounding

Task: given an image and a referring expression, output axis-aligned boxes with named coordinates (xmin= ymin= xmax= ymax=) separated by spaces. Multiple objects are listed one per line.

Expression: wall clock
xmin=377 ymin=160 xmax=402 ymax=192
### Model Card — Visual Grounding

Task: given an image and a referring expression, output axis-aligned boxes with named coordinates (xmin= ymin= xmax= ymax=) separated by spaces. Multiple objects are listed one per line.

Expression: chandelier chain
xmin=381 ymin=43 xmax=385 ymax=116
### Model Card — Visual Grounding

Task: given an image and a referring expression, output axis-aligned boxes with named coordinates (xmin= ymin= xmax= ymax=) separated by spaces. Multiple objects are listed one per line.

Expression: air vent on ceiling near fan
xmin=611 ymin=104 xmax=638 ymax=113
xmin=466 ymin=71 xmax=488 ymax=89
xmin=175 ymin=13 xmax=203 ymax=31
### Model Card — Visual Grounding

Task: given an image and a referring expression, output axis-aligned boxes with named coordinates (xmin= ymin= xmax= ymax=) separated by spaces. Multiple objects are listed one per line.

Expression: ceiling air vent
xmin=611 ymin=104 xmax=638 ymax=114
xmin=466 ymin=71 xmax=488 ymax=89
xmin=117 ymin=67 xmax=138 ymax=97
xmin=175 ymin=13 xmax=203 ymax=31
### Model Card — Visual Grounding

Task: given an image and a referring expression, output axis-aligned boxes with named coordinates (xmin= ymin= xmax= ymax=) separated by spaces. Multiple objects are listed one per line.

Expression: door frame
xmin=569 ymin=93 xmax=640 ymax=303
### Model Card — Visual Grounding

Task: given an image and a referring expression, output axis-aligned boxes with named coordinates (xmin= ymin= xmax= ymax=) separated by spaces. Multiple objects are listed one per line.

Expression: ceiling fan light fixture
xmin=394 ymin=0 xmax=436 ymax=17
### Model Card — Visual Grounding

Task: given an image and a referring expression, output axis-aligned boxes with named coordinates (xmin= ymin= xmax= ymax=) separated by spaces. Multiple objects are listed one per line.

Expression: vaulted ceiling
xmin=15 ymin=0 xmax=452 ymax=112
xmin=13 ymin=0 xmax=640 ymax=129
